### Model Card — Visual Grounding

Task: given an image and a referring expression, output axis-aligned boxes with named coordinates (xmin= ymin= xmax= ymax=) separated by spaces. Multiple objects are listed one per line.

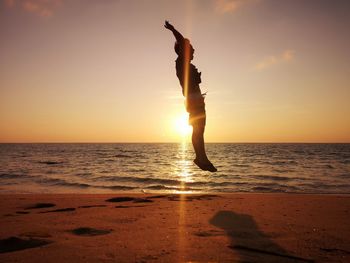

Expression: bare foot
xmin=194 ymin=158 xmax=217 ymax=172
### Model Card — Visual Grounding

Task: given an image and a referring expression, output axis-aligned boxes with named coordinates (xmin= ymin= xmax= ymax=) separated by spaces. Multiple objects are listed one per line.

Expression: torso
xmin=175 ymin=58 xmax=202 ymax=97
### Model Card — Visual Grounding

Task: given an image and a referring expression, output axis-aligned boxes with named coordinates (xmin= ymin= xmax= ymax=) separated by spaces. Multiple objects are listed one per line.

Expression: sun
xmin=174 ymin=112 xmax=192 ymax=137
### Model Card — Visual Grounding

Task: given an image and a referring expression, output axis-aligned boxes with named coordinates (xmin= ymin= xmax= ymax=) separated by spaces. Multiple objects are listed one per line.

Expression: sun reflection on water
xmin=175 ymin=141 xmax=195 ymax=193
xmin=176 ymin=142 xmax=190 ymax=261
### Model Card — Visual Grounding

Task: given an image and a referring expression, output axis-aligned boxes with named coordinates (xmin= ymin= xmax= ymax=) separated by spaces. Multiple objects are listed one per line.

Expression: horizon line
xmin=1 ymin=141 xmax=349 ymax=144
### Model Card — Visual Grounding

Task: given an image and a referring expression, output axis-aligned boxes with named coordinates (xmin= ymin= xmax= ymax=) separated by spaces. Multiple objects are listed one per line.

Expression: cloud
xmin=214 ymin=0 xmax=259 ymax=14
xmin=255 ymin=50 xmax=295 ymax=70
xmin=4 ymin=0 xmax=62 ymax=18
xmin=282 ymin=49 xmax=295 ymax=61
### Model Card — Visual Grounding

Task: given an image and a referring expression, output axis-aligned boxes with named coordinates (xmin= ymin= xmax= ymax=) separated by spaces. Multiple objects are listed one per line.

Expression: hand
xmin=164 ymin=20 xmax=174 ymax=31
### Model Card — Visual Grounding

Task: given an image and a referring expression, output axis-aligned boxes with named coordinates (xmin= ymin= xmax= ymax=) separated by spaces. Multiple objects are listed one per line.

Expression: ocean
xmin=0 ymin=143 xmax=349 ymax=194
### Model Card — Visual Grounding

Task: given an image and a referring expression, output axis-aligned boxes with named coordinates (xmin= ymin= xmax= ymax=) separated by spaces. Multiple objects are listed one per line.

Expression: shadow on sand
xmin=210 ymin=210 xmax=314 ymax=263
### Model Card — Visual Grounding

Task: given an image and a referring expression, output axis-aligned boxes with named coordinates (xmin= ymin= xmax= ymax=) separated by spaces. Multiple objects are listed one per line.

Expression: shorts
xmin=185 ymin=95 xmax=206 ymax=127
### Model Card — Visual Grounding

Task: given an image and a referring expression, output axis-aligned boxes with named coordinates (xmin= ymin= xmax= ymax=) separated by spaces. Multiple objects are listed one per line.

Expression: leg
xmin=192 ymin=123 xmax=208 ymax=161
xmin=191 ymin=121 xmax=217 ymax=172
xmin=187 ymin=96 xmax=217 ymax=172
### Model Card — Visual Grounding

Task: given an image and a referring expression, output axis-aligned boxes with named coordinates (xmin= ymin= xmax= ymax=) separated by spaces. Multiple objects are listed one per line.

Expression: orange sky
xmin=1 ymin=0 xmax=350 ymax=142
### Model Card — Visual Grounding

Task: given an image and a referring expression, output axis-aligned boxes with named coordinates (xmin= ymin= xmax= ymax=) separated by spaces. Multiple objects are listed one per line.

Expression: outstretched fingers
xmin=164 ymin=20 xmax=174 ymax=30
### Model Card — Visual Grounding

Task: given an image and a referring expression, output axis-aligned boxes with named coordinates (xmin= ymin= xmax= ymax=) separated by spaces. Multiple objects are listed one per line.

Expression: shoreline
xmin=1 ymin=191 xmax=350 ymax=195
xmin=1 ymin=193 xmax=350 ymax=262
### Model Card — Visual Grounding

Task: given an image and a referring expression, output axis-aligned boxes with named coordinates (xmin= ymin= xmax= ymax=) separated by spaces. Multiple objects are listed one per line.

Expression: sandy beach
xmin=0 ymin=193 xmax=349 ymax=262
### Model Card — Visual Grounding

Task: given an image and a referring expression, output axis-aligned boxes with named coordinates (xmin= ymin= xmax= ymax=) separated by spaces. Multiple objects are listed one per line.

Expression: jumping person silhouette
xmin=165 ymin=21 xmax=217 ymax=172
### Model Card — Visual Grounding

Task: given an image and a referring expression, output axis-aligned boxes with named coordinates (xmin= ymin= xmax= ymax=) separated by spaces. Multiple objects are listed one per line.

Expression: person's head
xmin=174 ymin=38 xmax=194 ymax=60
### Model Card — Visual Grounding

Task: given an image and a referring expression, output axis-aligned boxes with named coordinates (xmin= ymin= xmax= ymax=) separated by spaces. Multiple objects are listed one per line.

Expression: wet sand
xmin=0 ymin=193 xmax=349 ymax=262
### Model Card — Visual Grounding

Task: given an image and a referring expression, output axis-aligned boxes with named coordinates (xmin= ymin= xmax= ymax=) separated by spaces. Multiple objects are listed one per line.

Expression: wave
xmin=339 ymin=173 xmax=350 ymax=178
xmin=125 ymin=168 xmax=146 ymax=173
xmin=0 ymin=173 xmax=33 ymax=180
xmin=145 ymin=184 xmax=199 ymax=191
xmin=97 ymin=185 xmax=137 ymax=190
xmin=251 ymin=175 xmax=292 ymax=181
xmin=38 ymin=178 xmax=90 ymax=188
xmin=251 ymin=186 xmax=286 ymax=192
xmin=94 ymin=175 xmax=255 ymax=190
xmin=232 ymin=164 xmax=251 ymax=168
xmin=264 ymin=160 xmax=298 ymax=165
xmin=272 ymin=168 xmax=295 ymax=173
xmin=114 ymin=154 xmax=133 ymax=158
xmin=207 ymin=181 xmax=250 ymax=187
xmin=95 ymin=175 xmax=242 ymax=188
xmin=35 ymin=177 xmax=137 ymax=190
xmin=74 ymin=172 xmax=92 ymax=177
xmin=38 ymin=161 xmax=64 ymax=165
xmin=323 ymin=164 xmax=334 ymax=169
xmin=120 ymin=149 xmax=139 ymax=153
xmin=297 ymin=182 xmax=350 ymax=190
xmin=96 ymin=175 xmax=180 ymax=186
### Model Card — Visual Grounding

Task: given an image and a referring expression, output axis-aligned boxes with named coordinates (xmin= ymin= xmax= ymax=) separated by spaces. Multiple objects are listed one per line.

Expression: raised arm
xmin=164 ymin=20 xmax=184 ymax=43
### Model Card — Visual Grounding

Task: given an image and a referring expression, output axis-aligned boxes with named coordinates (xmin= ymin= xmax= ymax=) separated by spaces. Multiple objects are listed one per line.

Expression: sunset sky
xmin=1 ymin=0 xmax=349 ymax=143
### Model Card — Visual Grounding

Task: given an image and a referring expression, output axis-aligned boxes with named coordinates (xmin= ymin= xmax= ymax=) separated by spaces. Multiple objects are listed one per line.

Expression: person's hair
xmin=174 ymin=38 xmax=192 ymax=56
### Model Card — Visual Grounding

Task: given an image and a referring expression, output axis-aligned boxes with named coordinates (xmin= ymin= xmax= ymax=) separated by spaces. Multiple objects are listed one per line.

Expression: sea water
xmin=0 ymin=143 xmax=349 ymax=194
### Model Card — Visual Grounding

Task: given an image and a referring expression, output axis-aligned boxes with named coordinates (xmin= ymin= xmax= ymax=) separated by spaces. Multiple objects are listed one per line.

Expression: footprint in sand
xmin=70 ymin=227 xmax=113 ymax=236
xmin=78 ymin=205 xmax=107 ymax=208
xmin=16 ymin=211 xmax=30 ymax=214
xmin=106 ymin=197 xmax=135 ymax=202
xmin=25 ymin=203 xmax=56 ymax=209
xmin=39 ymin=208 xmax=76 ymax=213
xmin=0 ymin=237 xmax=52 ymax=254
xmin=147 ymin=195 xmax=168 ymax=199
xmin=20 ymin=231 xmax=52 ymax=238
